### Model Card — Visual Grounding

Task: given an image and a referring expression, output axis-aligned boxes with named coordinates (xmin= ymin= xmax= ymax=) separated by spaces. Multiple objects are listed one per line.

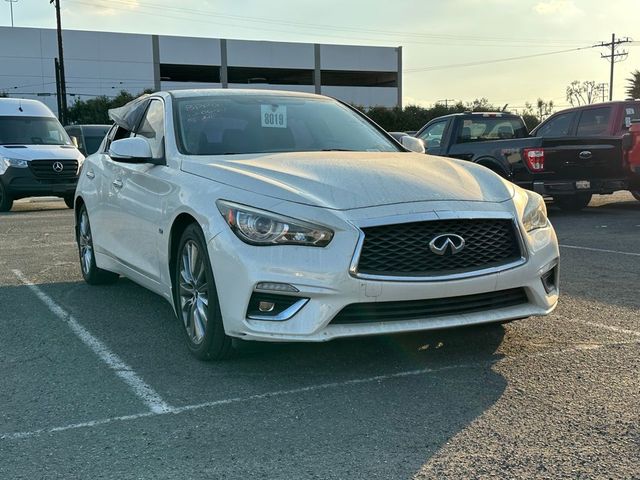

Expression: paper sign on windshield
xmin=261 ymin=105 xmax=287 ymax=128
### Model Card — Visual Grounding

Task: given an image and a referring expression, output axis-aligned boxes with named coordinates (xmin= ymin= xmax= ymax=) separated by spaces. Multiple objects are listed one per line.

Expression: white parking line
xmin=11 ymin=269 xmax=172 ymax=415
xmin=560 ymin=244 xmax=640 ymax=257
xmin=568 ymin=319 xmax=640 ymax=337
xmin=2 ymin=340 xmax=638 ymax=441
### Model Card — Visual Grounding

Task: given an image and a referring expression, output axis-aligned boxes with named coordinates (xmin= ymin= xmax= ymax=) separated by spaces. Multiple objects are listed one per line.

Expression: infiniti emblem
xmin=429 ymin=233 xmax=466 ymax=256
xmin=52 ymin=161 xmax=64 ymax=173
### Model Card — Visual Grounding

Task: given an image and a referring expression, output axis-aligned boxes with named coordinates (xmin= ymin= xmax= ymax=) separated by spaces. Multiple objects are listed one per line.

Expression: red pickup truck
xmin=532 ymin=101 xmax=640 ymax=200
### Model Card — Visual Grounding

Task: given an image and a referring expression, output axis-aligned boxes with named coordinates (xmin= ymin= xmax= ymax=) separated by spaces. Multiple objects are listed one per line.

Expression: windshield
xmin=174 ymin=95 xmax=401 ymax=155
xmin=0 ymin=116 xmax=72 ymax=146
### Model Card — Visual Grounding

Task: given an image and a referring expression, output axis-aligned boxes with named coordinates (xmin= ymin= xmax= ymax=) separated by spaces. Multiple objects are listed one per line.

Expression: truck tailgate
xmin=541 ymin=137 xmax=625 ymax=179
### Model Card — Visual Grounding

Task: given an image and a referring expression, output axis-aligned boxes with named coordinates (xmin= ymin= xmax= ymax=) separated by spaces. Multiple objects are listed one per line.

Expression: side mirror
xmin=109 ymin=137 xmax=153 ymax=163
xmin=401 ymin=135 xmax=426 ymax=154
xmin=69 ymin=136 xmax=79 ymax=148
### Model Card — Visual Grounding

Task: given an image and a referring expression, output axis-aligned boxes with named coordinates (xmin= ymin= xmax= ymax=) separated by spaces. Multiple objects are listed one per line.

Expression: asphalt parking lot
xmin=0 ymin=193 xmax=639 ymax=480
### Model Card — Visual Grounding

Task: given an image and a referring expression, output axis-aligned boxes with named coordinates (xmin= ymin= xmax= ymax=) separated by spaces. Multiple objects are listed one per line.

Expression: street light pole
xmin=5 ymin=0 xmax=18 ymax=27
xmin=50 ymin=0 xmax=67 ymax=124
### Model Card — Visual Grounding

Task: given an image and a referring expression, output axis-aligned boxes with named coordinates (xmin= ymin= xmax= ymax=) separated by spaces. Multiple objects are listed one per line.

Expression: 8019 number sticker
xmin=261 ymin=105 xmax=287 ymax=129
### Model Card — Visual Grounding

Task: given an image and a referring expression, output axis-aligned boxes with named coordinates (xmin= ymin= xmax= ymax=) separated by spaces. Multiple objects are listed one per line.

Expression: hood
xmin=0 ymin=145 xmax=83 ymax=161
xmin=181 ymin=152 xmax=515 ymax=210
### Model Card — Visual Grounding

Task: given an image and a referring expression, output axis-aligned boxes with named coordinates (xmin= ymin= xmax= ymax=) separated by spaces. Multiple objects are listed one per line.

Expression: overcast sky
xmin=3 ymin=0 xmax=639 ymax=111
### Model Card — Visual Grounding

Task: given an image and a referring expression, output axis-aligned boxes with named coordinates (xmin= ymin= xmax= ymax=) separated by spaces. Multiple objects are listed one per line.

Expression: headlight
xmin=522 ymin=191 xmax=548 ymax=232
xmin=217 ymin=200 xmax=334 ymax=247
xmin=0 ymin=156 xmax=29 ymax=174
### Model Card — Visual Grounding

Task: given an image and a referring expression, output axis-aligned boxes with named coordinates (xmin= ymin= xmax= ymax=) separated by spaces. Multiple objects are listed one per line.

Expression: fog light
xmin=258 ymin=301 xmax=275 ymax=313
xmin=247 ymin=292 xmax=309 ymax=322
xmin=541 ymin=265 xmax=558 ymax=294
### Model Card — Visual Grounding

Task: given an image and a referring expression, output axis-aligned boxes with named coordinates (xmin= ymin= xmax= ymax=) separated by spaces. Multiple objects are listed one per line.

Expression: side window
xmin=576 ymin=107 xmax=612 ymax=136
xmin=67 ymin=128 xmax=84 ymax=152
xmin=621 ymin=104 xmax=639 ymax=130
xmin=135 ymin=100 xmax=165 ymax=159
xmin=536 ymin=112 xmax=575 ymax=137
xmin=418 ymin=121 xmax=447 ymax=151
xmin=103 ymin=125 xmax=132 ymax=153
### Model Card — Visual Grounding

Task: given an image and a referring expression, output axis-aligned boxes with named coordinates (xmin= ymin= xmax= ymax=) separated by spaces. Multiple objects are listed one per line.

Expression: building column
xmin=396 ymin=46 xmax=402 ymax=109
xmin=152 ymin=35 xmax=161 ymax=92
xmin=314 ymin=44 xmax=321 ymax=94
xmin=220 ymin=39 xmax=228 ymax=88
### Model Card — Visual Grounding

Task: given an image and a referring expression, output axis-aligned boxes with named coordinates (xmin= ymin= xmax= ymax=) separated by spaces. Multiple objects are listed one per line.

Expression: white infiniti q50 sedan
xmin=74 ymin=89 xmax=559 ymax=360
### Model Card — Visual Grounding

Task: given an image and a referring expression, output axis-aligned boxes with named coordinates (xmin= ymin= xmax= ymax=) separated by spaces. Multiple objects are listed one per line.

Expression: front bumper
xmin=524 ymin=178 xmax=627 ymax=196
xmin=207 ymin=204 xmax=560 ymax=343
xmin=0 ymin=166 xmax=78 ymax=199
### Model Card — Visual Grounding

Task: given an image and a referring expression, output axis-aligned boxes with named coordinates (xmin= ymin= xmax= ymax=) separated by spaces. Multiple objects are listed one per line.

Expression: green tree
xmin=66 ymin=89 xmax=153 ymax=125
xmin=626 ymin=70 xmax=640 ymax=100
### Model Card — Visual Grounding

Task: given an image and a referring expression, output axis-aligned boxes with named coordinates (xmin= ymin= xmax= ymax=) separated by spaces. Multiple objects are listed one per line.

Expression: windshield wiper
xmin=320 ymin=148 xmax=356 ymax=152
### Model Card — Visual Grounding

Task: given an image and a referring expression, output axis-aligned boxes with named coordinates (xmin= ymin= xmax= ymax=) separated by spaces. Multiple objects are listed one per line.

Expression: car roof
xmin=433 ymin=112 xmax=521 ymax=120
xmin=167 ymin=88 xmax=329 ymax=100
xmin=65 ymin=124 xmax=111 ymax=132
xmin=0 ymin=98 xmax=57 ymax=118
xmin=546 ymin=100 xmax=640 ymax=115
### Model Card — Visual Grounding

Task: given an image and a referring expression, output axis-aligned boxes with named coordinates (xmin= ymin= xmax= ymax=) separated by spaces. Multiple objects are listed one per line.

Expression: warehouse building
xmin=0 ymin=26 xmax=402 ymax=118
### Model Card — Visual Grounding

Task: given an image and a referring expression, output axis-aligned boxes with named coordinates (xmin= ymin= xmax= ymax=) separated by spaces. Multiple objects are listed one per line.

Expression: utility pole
xmin=5 ymin=0 xmax=18 ymax=27
xmin=54 ymin=58 xmax=62 ymax=118
xmin=595 ymin=82 xmax=608 ymax=102
xmin=51 ymin=0 xmax=67 ymax=124
xmin=594 ymin=33 xmax=631 ymax=101
xmin=437 ymin=99 xmax=456 ymax=108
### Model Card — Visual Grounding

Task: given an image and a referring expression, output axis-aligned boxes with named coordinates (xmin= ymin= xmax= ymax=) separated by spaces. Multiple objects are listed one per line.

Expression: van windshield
xmin=0 ymin=116 xmax=72 ymax=146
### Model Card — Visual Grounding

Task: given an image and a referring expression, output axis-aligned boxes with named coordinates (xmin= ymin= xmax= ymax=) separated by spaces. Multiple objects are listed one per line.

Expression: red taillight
xmin=523 ymin=148 xmax=545 ymax=172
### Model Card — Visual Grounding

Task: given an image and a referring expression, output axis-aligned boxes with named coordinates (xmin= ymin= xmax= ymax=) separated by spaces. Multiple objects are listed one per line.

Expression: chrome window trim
xmin=348 ymin=211 xmax=528 ymax=283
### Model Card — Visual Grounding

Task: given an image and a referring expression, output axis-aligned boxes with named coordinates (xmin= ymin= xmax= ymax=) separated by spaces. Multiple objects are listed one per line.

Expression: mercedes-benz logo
xmin=52 ymin=161 xmax=64 ymax=173
xmin=429 ymin=233 xmax=466 ymax=256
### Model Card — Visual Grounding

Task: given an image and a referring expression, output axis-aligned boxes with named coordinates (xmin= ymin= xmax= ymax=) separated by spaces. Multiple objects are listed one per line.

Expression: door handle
xmin=112 ymin=179 xmax=123 ymax=189
xmin=85 ymin=169 xmax=95 ymax=179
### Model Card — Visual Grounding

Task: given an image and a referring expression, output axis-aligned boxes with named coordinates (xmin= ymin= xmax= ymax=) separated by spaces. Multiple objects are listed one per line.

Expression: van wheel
xmin=174 ymin=224 xmax=234 ymax=360
xmin=553 ymin=193 xmax=592 ymax=211
xmin=0 ymin=182 xmax=13 ymax=212
xmin=64 ymin=196 xmax=75 ymax=209
xmin=631 ymin=190 xmax=640 ymax=202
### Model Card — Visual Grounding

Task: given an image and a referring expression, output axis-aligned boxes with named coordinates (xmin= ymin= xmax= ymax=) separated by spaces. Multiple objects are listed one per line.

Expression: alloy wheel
xmin=178 ymin=240 xmax=209 ymax=345
xmin=78 ymin=210 xmax=94 ymax=275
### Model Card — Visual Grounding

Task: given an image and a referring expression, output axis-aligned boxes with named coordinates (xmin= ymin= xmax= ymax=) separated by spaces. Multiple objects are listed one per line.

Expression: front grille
xmin=29 ymin=159 xmax=78 ymax=179
xmin=355 ymin=218 xmax=522 ymax=278
xmin=331 ymin=288 xmax=528 ymax=325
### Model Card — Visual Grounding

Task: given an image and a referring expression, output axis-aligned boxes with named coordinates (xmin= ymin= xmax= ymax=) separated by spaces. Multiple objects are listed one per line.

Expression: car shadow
xmin=1 ymin=279 xmax=508 ymax=478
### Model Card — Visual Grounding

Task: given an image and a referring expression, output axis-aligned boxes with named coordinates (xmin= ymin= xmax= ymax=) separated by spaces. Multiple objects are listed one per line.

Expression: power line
xmin=65 ymin=0 xmax=594 ymax=48
xmin=405 ymin=46 xmax=594 ymax=73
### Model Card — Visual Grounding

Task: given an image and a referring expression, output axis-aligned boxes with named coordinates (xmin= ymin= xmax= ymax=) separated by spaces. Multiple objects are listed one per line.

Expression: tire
xmin=174 ymin=223 xmax=233 ymax=360
xmin=0 ymin=181 xmax=14 ymax=212
xmin=553 ymin=193 xmax=592 ymax=211
xmin=64 ymin=196 xmax=75 ymax=209
xmin=631 ymin=190 xmax=640 ymax=202
xmin=77 ymin=205 xmax=119 ymax=285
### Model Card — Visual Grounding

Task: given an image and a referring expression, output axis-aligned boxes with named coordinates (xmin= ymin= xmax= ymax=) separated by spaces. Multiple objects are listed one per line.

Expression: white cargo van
xmin=0 ymin=98 xmax=84 ymax=211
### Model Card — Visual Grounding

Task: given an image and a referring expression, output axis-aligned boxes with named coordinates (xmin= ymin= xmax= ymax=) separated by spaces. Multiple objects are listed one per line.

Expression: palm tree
xmin=626 ymin=70 xmax=640 ymax=100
